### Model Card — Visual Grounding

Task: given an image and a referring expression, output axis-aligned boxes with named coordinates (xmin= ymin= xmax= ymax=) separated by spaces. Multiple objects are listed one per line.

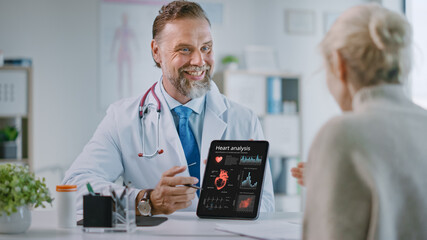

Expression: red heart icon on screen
xmin=215 ymin=156 xmax=223 ymax=163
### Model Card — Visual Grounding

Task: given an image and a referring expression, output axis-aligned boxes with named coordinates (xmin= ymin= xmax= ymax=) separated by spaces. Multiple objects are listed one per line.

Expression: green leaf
xmin=221 ymin=55 xmax=239 ymax=64
xmin=0 ymin=126 xmax=19 ymax=141
xmin=0 ymin=164 xmax=53 ymax=215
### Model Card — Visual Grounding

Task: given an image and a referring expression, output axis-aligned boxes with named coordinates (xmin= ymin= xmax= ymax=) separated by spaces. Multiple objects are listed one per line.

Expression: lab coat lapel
xmin=200 ymin=83 xmax=227 ymax=184
xmin=153 ymin=81 xmax=190 ymax=171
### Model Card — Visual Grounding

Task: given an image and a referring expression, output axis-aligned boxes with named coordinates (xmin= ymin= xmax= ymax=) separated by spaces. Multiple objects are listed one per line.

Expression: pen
xmin=110 ymin=185 xmax=125 ymax=212
xmin=119 ymin=184 xmax=128 ymax=200
xmin=184 ymin=184 xmax=202 ymax=190
xmin=86 ymin=182 xmax=95 ymax=196
xmin=109 ymin=185 xmax=118 ymax=200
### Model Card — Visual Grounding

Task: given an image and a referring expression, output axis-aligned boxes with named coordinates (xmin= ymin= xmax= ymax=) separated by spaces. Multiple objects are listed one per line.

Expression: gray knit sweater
xmin=303 ymin=84 xmax=427 ymax=240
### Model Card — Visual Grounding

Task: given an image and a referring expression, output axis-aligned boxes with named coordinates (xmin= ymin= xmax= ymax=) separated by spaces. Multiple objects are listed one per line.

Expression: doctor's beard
xmin=169 ymin=65 xmax=212 ymax=99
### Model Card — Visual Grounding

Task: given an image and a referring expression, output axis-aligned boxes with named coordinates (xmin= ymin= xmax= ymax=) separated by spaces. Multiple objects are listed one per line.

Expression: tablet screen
xmin=197 ymin=140 xmax=269 ymax=219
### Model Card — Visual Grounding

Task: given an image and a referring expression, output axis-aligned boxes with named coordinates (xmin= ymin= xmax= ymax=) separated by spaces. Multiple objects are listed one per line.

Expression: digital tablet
xmin=196 ymin=140 xmax=269 ymax=219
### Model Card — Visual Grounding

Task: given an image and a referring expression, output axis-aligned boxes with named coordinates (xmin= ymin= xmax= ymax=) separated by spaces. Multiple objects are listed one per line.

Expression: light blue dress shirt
xmin=159 ymin=78 xmax=206 ymax=150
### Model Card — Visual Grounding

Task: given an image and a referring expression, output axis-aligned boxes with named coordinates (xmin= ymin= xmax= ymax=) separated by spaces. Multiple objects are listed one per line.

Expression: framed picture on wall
xmin=244 ymin=45 xmax=278 ymax=71
xmin=284 ymin=9 xmax=315 ymax=35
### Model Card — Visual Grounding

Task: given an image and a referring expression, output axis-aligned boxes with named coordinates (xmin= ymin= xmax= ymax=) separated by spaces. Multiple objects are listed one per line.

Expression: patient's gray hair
xmin=321 ymin=3 xmax=412 ymax=88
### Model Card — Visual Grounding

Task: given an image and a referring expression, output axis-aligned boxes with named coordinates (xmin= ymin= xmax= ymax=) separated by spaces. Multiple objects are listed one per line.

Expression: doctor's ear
xmin=151 ymin=39 xmax=162 ymax=67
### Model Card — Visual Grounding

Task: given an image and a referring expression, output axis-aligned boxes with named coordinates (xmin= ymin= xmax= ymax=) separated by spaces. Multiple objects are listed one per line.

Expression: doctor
xmin=63 ymin=0 xmax=275 ymax=216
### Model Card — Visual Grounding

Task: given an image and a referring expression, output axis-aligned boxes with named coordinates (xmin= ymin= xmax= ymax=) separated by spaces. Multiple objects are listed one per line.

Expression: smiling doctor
xmin=63 ymin=0 xmax=274 ymax=216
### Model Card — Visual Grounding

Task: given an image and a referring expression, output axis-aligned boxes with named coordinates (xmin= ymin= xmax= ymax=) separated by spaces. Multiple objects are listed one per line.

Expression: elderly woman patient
xmin=300 ymin=3 xmax=427 ymax=240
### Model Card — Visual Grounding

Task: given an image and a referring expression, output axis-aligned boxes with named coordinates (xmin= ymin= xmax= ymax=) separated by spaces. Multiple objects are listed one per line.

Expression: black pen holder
xmin=82 ymin=190 xmax=136 ymax=233
xmin=83 ymin=194 xmax=114 ymax=228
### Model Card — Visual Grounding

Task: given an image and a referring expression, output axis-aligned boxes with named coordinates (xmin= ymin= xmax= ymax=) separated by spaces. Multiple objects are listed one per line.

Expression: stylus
xmin=184 ymin=184 xmax=203 ymax=190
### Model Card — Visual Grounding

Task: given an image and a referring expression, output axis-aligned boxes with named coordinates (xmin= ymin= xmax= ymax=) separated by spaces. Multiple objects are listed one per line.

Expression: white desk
xmin=0 ymin=211 xmax=302 ymax=240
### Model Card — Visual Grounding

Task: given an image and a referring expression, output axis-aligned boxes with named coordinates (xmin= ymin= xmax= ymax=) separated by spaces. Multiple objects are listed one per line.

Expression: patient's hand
xmin=291 ymin=162 xmax=305 ymax=186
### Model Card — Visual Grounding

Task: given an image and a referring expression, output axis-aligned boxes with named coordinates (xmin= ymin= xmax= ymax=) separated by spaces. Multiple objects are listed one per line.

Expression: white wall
xmin=406 ymin=0 xmax=427 ymax=108
xmin=0 ymin=0 xmax=368 ymax=196
xmin=202 ymin=0 xmax=367 ymax=162
xmin=0 ymin=0 xmax=103 ymax=192
xmin=381 ymin=0 xmax=404 ymax=12
xmin=270 ymin=0 xmax=367 ymax=162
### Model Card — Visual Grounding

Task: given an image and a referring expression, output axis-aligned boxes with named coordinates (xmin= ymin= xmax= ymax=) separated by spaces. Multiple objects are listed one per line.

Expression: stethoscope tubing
xmin=139 ymin=82 xmax=161 ymax=118
xmin=138 ymin=82 xmax=164 ymax=158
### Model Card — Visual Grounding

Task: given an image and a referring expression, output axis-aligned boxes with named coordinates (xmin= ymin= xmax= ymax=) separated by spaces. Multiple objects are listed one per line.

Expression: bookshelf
xmin=213 ymin=69 xmax=302 ymax=212
xmin=0 ymin=65 xmax=33 ymax=171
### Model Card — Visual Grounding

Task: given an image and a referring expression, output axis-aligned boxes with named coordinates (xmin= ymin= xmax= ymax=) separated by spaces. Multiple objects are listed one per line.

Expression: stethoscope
xmin=137 ymin=82 xmax=164 ymax=158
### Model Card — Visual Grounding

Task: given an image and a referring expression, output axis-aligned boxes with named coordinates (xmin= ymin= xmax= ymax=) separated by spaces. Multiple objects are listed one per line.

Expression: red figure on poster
xmin=214 ymin=169 xmax=229 ymax=190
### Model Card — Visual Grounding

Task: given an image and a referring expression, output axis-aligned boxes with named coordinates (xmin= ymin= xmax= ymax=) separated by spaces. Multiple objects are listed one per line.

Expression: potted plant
xmin=221 ymin=55 xmax=239 ymax=70
xmin=0 ymin=164 xmax=53 ymax=234
xmin=0 ymin=126 xmax=19 ymax=159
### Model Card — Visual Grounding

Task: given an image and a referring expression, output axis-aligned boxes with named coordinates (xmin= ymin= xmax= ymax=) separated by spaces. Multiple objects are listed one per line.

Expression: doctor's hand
xmin=149 ymin=166 xmax=198 ymax=215
xmin=291 ymin=162 xmax=306 ymax=186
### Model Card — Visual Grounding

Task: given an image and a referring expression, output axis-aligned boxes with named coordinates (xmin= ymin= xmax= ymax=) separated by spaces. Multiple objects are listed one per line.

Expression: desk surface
xmin=0 ymin=210 xmax=302 ymax=240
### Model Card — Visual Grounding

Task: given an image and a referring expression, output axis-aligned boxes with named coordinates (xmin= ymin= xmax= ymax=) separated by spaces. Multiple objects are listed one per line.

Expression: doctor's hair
xmin=152 ymin=0 xmax=211 ymax=68
xmin=320 ymin=3 xmax=412 ymax=88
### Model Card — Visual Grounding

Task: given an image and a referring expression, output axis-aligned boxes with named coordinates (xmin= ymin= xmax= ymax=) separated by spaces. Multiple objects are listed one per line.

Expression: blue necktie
xmin=173 ymin=106 xmax=200 ymax=192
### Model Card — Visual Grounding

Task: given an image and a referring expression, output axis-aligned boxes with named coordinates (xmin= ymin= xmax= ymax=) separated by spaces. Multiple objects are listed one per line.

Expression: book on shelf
xmin=4 ymin=58 xmax=32 ymax=67
xmin=267 ymin=76 xmax=282 ymax=114
xmin=0 ymin=69 xmax=28 ymax=115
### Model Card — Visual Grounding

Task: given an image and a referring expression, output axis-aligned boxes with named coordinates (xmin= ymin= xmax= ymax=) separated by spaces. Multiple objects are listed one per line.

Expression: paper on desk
xmin=215 ymin=220 xmax=301 ymax=240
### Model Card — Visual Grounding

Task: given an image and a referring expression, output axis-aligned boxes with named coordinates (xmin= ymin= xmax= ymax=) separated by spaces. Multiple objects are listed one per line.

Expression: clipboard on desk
xmin=197 ymin=140 xmax=269 ymax=220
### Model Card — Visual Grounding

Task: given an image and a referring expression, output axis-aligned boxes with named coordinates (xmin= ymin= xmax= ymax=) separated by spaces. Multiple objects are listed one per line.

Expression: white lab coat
xmin=63 ymin=80 xmax=275 ymax=213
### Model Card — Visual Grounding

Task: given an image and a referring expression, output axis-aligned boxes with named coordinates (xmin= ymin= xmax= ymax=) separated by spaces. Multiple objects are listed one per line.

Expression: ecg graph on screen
xmin=239 ymin=155 xmax=262 ymax=165
xmin=202 ymin=195 xmax=230 ymax=210
xmin=241 ymin=172 xmax=257 ymax=188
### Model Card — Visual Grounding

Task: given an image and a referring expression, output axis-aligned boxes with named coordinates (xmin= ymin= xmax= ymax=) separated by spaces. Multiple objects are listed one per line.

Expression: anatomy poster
xmin=198 ymin=141 xmax=268 ymax=218
xmin=98 ymin=0 xmax=223 ymax=111
xmin=99 ymin=0 xmax=164 ymax=111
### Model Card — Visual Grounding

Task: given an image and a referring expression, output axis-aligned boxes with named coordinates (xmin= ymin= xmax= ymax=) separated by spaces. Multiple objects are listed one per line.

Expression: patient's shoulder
xmin=317 ymin=114 xmax=359 ymax=138
xmin=307 ymin=114 xmax=363 ymax=173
